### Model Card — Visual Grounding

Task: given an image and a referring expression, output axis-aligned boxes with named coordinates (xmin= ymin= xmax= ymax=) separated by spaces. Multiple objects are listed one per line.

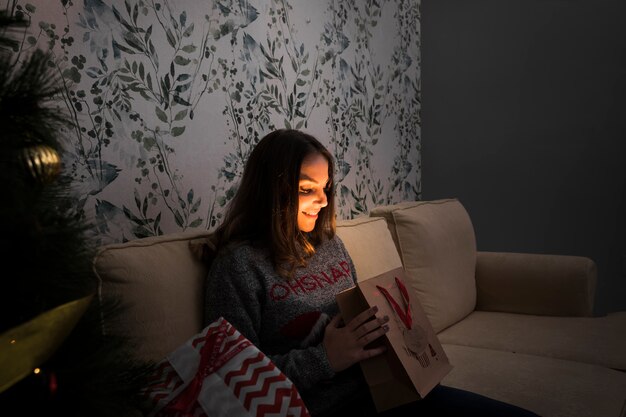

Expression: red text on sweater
xmin=269 ymin=261 xmax=352 ymax=301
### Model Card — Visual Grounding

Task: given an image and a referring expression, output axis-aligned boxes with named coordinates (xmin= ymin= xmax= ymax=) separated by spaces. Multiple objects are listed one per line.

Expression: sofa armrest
xmin=475 ymin=251 xmax=597 ymax=317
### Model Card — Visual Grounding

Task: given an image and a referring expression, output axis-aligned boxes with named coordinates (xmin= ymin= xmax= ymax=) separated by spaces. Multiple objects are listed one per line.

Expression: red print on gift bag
xmin=143 ymin=317 xmax=310 ymax=417
xmin=376 ymin=277 xmax=432 ymax=367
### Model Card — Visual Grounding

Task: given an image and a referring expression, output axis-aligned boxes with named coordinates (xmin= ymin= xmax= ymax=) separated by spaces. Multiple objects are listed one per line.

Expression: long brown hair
xmin=213 ymin=129 xmax=336 ymax=279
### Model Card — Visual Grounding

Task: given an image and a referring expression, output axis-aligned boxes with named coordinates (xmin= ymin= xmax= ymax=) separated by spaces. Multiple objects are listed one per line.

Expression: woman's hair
xmin=214 ymin=129 xmax=336 ymax=279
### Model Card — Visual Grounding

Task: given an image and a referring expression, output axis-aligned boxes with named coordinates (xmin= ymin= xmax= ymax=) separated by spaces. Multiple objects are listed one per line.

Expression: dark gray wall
xmin=420 ymin=0 xmax=626 ymax=315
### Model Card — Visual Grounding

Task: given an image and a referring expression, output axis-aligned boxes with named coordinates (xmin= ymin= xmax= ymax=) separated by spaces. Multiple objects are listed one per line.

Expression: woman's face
xmin=297 ymin=152 xmax=330 ymax=232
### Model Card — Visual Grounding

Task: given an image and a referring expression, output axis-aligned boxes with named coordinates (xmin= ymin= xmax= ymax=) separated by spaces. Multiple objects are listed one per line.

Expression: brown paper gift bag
xmin=336 ymin=267 xmax=453 ymax=413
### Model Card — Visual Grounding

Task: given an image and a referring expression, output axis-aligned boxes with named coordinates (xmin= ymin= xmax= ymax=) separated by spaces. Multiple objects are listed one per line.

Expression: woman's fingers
xmin=328 ymin=313 xmax=343 ymax=328
xmin=360 ymin=344 xmax=387 ymax=359
xmin=348 ymin=306 xmax=380 ymax=330
xmin=348 ymin=306 xmax=389 ymax=340
xmin=358 ymin=314 xmax=389 ymax=338
xmin=357 ymin=321 xmax=389 ymax=347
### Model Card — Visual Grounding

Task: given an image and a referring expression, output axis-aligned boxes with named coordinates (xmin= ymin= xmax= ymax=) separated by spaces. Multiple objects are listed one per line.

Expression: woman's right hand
xmin=323 ymin=306 xmax=390 ymax=373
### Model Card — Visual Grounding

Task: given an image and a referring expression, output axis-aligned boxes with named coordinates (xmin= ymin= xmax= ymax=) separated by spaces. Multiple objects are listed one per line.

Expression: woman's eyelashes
xmin=300 ymin=181 xmax=331 ymax=195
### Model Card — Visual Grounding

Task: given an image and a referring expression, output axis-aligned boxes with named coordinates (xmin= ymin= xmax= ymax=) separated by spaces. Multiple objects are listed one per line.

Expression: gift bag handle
xmin=376 ymin=277 xmax=413 ymax=330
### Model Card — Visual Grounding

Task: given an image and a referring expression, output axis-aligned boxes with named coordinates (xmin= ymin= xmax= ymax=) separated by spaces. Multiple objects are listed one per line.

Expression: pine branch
xmin=0 ymin=10 xmax=155 ymax=416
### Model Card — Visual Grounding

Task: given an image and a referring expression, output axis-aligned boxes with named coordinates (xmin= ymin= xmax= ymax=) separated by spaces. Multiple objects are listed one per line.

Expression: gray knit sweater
xmin=203 ymin=235 xmax=369 ymax=417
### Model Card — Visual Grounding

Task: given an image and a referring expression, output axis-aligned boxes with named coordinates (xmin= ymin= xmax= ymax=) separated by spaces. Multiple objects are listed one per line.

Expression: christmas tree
xmin=0 ymin=9 xmax=152 ymax=416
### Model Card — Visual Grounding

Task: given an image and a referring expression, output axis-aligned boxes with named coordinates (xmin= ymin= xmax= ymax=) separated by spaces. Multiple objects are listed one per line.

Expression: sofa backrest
xmin=370 ymin=198 xmax=477 ymax=333
xmin=93 ymin=215 xmax=402 ymax=362
xmin=93 ymin=230 xmax=212 ymax=362
xmin=335 ymin=215 xmax=403 ymax=280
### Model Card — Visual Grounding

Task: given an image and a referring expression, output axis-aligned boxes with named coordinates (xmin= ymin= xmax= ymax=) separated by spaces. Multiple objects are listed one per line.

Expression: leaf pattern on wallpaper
xmin=17 ymin=0 xmax=235 ymax=242
xmin=387 ymin=0 xmax=421 ymax=201
xmin=14 ymin=0 xmax=421 ymax=244
xmin=213 ymin=0 xmax=259 ymax=40
xmin=320 ymin=0 xmax=383 ymax=217
xmin=89 ymin=1 xmax=212 ymax=237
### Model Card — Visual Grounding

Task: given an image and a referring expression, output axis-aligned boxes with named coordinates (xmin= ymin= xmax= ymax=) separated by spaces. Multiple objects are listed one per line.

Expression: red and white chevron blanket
xmin=143 ymin=317 xmax=310 ymax=417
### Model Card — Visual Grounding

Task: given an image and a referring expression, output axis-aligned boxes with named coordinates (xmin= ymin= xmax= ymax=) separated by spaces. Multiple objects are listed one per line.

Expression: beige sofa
xmin=94 ymin=198 xmax=626 ymax=417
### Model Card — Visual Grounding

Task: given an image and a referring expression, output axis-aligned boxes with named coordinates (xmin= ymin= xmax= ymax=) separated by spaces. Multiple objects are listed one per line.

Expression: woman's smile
xmin=298 ymin=153 xmax=329 ymax=232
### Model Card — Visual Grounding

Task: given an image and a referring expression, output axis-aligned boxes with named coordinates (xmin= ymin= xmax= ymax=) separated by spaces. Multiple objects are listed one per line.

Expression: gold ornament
xmin=21 ymin=144 xmax=62 ymax=184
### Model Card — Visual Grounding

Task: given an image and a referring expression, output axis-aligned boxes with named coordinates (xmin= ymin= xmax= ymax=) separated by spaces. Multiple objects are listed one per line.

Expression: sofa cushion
xmin=336 ymin=216 xmax=403 ymax=281
xmin=93 ymin=230 xmax=213 ymax=362
xmin=370 ymin=199 xmax=477 ymax=333
xmin=438 ymin=310 xmax=626 ymax=371
xmin=442 ymin=344 xmax=626 ymax=417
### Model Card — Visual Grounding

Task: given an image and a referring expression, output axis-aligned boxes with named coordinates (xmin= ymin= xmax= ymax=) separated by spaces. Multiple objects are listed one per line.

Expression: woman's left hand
xmin=322 ymin=306 xmax=389 ymax=372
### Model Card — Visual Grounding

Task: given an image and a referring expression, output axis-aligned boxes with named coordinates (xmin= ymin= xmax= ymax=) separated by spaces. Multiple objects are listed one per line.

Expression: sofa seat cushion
xmin=441 ymin=344 xmax=626 ymax=417
xmin=336 ymin=216 xmax=403 ymax=281
xmin=370 ymin=199 xmax=477 ymax=333
xmin=94 ymin=230 xmax=213 ymax=362
xmin=438 ymin=311 xmax=626 ymax=370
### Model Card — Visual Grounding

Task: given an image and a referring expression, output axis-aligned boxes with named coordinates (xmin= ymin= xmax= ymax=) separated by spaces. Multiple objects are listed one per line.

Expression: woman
xmin=204 ymin=129 xmax=539 ymax=417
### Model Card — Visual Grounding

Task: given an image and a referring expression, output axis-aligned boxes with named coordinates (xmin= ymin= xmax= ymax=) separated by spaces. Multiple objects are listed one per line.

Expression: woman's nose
xmin=317 ymin=189 xmax=328 ymax=207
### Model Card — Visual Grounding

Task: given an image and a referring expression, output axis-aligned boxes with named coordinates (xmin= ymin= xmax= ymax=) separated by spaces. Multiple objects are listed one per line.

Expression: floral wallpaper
xmin=11 ymin=0 xmax=421 ymax=245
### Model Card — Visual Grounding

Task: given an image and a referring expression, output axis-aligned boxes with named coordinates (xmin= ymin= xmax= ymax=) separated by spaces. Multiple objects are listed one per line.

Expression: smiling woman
xmin=203 ymin=129 xmax=391 ymax=416
xmin=207 ymin=129 xmax=338 ymax=278
xmin=203 ymin=129 xmax=540 ymax=417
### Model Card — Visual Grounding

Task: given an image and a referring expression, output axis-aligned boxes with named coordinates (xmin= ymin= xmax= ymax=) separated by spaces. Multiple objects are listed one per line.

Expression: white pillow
xmin=370 ymin=199 xmax=477 ymax=332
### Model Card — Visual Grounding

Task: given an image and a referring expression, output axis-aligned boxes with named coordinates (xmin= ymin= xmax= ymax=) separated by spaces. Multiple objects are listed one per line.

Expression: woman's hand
xmin=323 ymin=306 xmax=390 ymax=373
